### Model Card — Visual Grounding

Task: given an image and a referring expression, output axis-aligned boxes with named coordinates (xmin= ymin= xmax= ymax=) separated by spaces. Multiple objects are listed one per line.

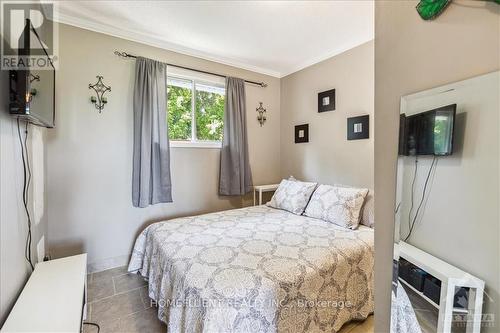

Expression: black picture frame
xmin=318 ymin=89 xmax=336 ymax=113
xmin=347 ymin=115 xmax=369 ymax=140
xmin=294 ymin=124 xmax=309 ymax=143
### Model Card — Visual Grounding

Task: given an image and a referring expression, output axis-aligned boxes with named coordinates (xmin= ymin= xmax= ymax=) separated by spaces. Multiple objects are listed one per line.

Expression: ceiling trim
xmin=53 ymin=11 xmax=373 ymax=79
xmin=53 ymin=12 xmax=283 ymax=78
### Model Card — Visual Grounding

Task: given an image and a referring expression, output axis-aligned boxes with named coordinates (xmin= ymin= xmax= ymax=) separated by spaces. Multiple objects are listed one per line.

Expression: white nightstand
xmin=253 ymin=184 xmax=280 ymax=206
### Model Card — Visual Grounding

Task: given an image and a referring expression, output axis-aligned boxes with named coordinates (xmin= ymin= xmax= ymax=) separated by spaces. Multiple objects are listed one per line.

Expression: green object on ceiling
xmin=417 ymin=0 xmax=500 ymax=20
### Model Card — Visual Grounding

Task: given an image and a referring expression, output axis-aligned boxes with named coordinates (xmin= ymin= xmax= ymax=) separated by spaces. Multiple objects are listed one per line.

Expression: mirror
xmin=390 ymin=71 xmax=499 ymax=333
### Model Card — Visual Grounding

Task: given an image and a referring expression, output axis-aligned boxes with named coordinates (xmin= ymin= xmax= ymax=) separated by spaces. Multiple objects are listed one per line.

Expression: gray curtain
xmin=132 ymin=57 xmax=172 ymax=207
xmin=219 ymin=77 xmax=253 ymax=195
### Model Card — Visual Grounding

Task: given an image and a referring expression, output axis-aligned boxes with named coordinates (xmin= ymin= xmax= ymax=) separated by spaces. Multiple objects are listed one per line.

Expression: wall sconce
xmin=256 ymin=102 xmax=267 ymax=126
xmin=29 ymin=73 xmax=40 ymax=83
xmin=89 ymin=76 xmax=111 ymax=113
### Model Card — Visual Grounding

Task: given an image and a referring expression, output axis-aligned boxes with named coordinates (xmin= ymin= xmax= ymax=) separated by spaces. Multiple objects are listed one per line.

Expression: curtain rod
xmin=114 ymin=51 xmax=267 ymax=88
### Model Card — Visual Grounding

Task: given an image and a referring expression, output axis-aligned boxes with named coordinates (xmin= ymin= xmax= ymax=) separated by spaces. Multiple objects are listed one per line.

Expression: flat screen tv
xmin=399 ymin=104 xmax=456 ymax=156
xmin=9 ymin=19 xmax=55 ymax=128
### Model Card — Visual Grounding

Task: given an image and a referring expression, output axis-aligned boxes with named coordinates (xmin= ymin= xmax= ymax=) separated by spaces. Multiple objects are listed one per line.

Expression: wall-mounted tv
xmin=399 ymin=104 xmax=456 ymax=156
xmin=9 ymin=19 xmax=55 ymax=128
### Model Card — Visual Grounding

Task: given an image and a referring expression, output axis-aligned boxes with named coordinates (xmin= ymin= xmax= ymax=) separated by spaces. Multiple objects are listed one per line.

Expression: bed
xmin=391 ymin=282 xmax=422 ymax=333
xmin=128 ymin=205 xmax=374 ymax=333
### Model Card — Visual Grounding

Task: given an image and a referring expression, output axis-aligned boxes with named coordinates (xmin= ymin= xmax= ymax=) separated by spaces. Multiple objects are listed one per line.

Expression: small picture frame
xmin=294 ymin=124 xmax=309 ymax=143
xmin=347 ymin=115 xmax=369 ymax=140
xmin=318 ymin=89 xmax=336 ymax=113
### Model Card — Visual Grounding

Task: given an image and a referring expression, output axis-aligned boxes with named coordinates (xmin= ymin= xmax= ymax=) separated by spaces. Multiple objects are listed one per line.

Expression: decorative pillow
xmin=335 ymin=184 xmax=375 ymax=228
xmin=267 ymin=179 xmax=317 ymax=215
xmin=360 ymin=191 xmax=374 ymax=228
xmin=304 ymin=185 xmax=369 ymax=229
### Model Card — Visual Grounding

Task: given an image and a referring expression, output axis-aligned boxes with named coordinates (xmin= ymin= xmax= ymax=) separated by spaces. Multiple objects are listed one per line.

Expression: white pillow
xmin=267 ymin=179 xmax=317 ymax=215
xmin=304 ymin=185 xmax=368 ymax=229
xmin=335 ymin=184 xmax=374 ymax=228
xmin=360 ymin=191 xmax=374 ymax=228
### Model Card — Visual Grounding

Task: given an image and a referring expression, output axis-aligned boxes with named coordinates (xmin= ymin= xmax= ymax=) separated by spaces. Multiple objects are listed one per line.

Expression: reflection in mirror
xmin=391 ymin=71 xmax=498 ymax=333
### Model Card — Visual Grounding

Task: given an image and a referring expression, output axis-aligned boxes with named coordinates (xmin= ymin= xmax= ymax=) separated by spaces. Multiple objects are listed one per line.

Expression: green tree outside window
xmin=167 ymin=77 xmax=224 ymax=142
xmin=195 ymin=84 xmax=225 ymax=141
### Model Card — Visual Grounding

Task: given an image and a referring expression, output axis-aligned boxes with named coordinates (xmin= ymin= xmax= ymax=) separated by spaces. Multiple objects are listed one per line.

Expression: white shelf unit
xmin=398 ymin=242 xmax=484 ymax=333
xmin=1 ymin=254 xmax=87 ymax=333
xmin=398 ymin=277 xmax=468 ymax=314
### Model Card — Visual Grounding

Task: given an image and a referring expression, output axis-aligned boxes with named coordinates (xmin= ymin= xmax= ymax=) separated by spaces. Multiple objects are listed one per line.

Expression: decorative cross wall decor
xmin=256 ymin=102 xmax=267 ymax=126
xmin=89 ymin=76 xmax=111 ymax=112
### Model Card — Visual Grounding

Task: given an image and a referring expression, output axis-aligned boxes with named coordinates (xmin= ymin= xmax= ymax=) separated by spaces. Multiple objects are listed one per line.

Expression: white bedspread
xmin=391 ymin=282 xmax=422 ymax=333
xmin=129 ymin=206 xmax=374 ymax=333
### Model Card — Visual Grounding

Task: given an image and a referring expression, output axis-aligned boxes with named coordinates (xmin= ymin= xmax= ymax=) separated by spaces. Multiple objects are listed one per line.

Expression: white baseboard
xmin=87 ymin=254 xmax=129 ymax=273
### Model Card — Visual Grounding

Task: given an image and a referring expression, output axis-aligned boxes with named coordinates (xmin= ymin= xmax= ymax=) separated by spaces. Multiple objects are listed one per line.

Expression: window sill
xmin=170 ymin=141 xmax=222 ymax=149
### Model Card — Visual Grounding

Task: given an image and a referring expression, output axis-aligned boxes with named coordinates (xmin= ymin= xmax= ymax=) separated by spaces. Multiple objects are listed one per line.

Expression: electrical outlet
xmin=37 ymin=236 xmax=45 ymax=263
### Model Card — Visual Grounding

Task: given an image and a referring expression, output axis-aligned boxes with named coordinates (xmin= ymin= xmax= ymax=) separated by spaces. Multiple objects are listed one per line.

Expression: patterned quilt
xmin=128 ymin=206 xmax=374 ymax=333
xmin=391 ymin=282 xmax=422 ymax=333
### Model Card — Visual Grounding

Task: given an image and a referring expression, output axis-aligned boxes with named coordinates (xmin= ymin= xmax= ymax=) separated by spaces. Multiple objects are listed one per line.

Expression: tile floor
xmin=83 ymin=266 xmax=165 ymax=333
xmin=403 ymin=284 xmax=465 ymax=333
xmin=83 ymin=266 xmax=373 ymax=333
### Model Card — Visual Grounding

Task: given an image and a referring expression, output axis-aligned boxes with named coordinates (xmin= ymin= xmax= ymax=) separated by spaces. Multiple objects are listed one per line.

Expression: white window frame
xmin=167 ymin=66 xmax=225 ymax=149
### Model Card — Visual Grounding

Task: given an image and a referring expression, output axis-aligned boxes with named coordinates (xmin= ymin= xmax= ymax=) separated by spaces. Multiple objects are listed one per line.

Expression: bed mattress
xmin=128 ymin=205 xmax=374 ymax=333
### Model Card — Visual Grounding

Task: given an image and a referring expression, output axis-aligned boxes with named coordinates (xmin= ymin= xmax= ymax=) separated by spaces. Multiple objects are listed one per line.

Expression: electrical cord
xmin=24 ymin=121 xmax=33 ymax=269
xmin=17 ymin=118 xmax=34 ymax=271
xmin=406 ymin=156 xmax=418 ymax=237
xmin=404 ymin=155 xmax=437 ymax=242
xmin=395 ymin=202 xmax=401 ymax=214
xmin=83 ymin=322 xmax=100 ymax=333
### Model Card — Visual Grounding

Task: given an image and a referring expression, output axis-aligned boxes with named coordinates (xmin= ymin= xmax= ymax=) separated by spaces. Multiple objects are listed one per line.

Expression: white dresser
xmin=1 ymin=254 xmax=87 ymax=333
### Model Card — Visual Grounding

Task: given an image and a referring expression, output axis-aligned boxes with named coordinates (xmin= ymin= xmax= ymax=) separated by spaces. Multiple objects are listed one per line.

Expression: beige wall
xmin=375 ymin=2 xmax=500 ymax=332
xmin=0 ymin=72 xmax=48 ymax=324
xmin=280 ymin=41 xmax=374 ymax=189
xmin=47 ymin=24 xmax=281 ymax=270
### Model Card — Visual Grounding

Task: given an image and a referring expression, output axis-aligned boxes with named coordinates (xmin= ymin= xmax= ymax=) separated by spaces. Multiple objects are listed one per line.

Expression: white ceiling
xmin=54 ymin=1 xmax=374 ymax=78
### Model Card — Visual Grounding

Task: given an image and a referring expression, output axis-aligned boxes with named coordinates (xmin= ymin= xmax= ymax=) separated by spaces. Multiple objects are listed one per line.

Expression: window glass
xmin=167 ymin=78 xmax=192 ymax=141
xmin=195 ymin=83 xmax=225 ymax=141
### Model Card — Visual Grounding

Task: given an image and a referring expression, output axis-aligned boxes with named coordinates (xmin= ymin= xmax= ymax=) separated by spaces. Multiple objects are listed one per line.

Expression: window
xmin=167 ymin=70 xmax=225 ymax=147
xmin=167 ymin=77 xmax=192 ymax=141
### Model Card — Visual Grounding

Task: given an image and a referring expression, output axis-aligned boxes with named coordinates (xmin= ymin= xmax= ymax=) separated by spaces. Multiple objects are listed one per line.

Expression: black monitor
xmin=9 ymin=19 xmax=55 ymax=128
xmin=399 ymin=104 xmax=456 ymax=156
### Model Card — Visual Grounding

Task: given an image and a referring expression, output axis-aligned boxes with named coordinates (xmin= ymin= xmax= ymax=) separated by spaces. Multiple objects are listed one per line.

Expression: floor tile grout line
xmin=140 ymin=290 xmax=148 ymax=310
xmin=89 ymin=283 xmax=148 ymax=304
xmin=96 ymin=271 xmax=130 ymax=279
xmin=137 ymin=279 xmax=150 ymax=310
xmin=90 ymin=267 xmax=129 ymax=279
xmin=93 ymin=305 xmax=152 ymax=328
xmin=115 ymin=307 xmax=152 ymax=325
